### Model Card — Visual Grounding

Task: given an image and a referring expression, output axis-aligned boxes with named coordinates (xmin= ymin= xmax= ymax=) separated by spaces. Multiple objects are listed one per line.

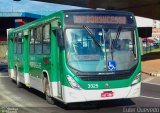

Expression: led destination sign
xmin=73 ymin=16 xmax=127 ymax=24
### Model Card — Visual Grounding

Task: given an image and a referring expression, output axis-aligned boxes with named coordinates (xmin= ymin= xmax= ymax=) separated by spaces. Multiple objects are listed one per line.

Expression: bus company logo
xmin=101 ymin=91 xmax=114 ymax=98
xmin=105 ymin=83 xmax=109 ymax=87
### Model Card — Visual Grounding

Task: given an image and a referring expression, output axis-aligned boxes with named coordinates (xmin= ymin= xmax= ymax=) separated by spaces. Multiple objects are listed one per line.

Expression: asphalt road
xmin=0 ymin=64 xmax=160 ymax=113
xmin=0 ymin=63 xmax=8 ymax=73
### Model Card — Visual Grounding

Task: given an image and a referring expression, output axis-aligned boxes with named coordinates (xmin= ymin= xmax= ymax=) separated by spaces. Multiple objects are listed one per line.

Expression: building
xmin=0 ymin=12 xmax=43 ymax=58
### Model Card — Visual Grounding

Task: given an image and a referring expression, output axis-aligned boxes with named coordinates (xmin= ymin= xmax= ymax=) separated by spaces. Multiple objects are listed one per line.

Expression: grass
xmin=142 ymin=47 xmax=160 ymax=61
xmin=150 ymin=47 xmax=160 ymax=53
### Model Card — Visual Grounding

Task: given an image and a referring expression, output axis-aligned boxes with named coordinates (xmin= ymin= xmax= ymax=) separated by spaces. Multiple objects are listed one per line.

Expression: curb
xmin=142 ymin=71 xmax=160 ymax=77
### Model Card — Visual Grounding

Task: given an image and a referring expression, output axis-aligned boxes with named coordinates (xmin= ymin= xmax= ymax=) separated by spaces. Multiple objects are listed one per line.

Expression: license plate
xmin=101 ymin=91 xmax=114 ymax=98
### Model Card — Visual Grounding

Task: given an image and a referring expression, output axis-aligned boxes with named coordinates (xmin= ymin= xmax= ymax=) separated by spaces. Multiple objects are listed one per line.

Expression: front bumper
xmin=62 ymin=83 xmax=141 ymax=103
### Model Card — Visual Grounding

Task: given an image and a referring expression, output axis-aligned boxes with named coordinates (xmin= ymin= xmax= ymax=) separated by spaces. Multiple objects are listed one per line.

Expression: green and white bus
xmin=7 ymin=10 xmax=141 ymax=104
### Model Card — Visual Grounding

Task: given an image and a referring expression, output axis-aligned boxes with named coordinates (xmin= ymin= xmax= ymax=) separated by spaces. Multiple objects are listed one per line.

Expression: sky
xmin=136 ymin=16 xmax=153 ymax=27
xmin=0 ymin=0 xmax=159 ymax=28
xmin=136 ymin=16 xmax=160 ymax=28
xmin=0 ymin=0 xmax=83 ymax=14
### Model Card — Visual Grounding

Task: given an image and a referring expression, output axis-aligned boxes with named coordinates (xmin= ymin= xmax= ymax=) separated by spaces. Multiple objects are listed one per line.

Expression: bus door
xmin=51 ymin=20 xmax=62 ymax=98
xmin=16 ymin=33 xmax=23 ymax=73
xmin=52 ymin=28 xmax=62 ymax=97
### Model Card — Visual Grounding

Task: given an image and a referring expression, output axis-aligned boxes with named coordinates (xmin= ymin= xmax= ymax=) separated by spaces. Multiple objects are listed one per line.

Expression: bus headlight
xmin=131 ymin=73 xmax=141 ymax=86
xmin=66 ymin=75 xmax=81 ymax=90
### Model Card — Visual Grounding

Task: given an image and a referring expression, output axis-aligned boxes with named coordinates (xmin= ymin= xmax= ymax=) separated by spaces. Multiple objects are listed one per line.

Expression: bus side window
xmin=35 ymin=27 xmax=43 ymax=54
xmin=14 ymin=34 xmax=17 ymax=54
xmin=17 ymin=32 xmax=22 ymax=54
xmin=43 ymin=24 xmax=50 ymax=54
xmin=30 ymin=29 xmax=35 ymax=54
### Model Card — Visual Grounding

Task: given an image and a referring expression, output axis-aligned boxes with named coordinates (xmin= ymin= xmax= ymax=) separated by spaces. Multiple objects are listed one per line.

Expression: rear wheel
xmin=43 ymin=77 xmax=55 ymax=104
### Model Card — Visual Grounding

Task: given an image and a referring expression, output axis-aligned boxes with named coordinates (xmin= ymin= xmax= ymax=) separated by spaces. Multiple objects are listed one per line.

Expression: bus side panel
xmin=22 ymin=33 xmax=30 ymax=86
xmin=23 ymin=35 xmax=29 ymax=73
xmin=8 ymin=34 xmax=15 ymax=79
xmin=8 ymin=37 xmax=14 ymax=70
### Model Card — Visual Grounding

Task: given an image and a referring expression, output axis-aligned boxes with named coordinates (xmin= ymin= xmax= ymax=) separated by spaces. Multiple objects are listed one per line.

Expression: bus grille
xmin=77 ymin=74 xmax=131 ymax=81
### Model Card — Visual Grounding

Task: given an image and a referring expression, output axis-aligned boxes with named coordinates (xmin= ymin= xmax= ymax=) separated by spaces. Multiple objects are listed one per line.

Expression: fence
xmin=0 ymin=41 xmax=7 ymax=58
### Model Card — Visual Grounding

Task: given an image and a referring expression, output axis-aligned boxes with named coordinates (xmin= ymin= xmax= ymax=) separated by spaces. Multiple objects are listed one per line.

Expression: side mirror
xmin=56 ymin=29 xmax=64 ymax=48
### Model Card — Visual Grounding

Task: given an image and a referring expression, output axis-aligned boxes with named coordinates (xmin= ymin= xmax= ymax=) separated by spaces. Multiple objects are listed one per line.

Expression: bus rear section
xmin=56 ymin=10 xmax=141 ymax=103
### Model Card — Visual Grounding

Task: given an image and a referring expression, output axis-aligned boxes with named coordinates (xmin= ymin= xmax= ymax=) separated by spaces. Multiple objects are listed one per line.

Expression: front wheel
xmin=43 ymin=77 xmax=55 ymax=105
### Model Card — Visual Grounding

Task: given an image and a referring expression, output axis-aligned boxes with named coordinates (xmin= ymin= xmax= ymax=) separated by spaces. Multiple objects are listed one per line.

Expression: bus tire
xmin=14 ymin=67 xmax=22 ymax=88
xmin=43 ymin=77 xmax=55 ymax=105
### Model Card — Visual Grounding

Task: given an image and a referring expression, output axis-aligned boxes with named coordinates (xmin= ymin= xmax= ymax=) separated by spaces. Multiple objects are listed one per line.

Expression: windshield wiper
xmin=83 ymin=25 xmax=101 ymax=47
xmin=115 ymin=26 xmax=122 ymax=41
xmin=111 ymin=26 xmax=122 ymax=60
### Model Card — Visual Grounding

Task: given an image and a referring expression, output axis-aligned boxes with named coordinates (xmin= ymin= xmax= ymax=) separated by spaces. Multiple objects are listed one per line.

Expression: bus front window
xmin=65 ymin=28 xmax=137 ymax=72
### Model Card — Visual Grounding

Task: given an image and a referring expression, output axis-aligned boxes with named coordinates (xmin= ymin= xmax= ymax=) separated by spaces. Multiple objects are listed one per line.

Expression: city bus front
xmin=61 ymin=10 xmax=141 ymax=103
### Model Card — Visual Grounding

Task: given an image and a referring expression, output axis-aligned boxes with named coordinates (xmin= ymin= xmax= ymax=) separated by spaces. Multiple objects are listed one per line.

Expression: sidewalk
xmin=142 ymin=59 xmax=160 ymax=77
xmin=0 ymin=58 xmax=7 ymax=64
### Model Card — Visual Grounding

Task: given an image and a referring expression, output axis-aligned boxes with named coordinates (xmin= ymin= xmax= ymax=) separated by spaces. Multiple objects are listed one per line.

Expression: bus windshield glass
xmin=65 ymin=27 xmax=137 ymax=72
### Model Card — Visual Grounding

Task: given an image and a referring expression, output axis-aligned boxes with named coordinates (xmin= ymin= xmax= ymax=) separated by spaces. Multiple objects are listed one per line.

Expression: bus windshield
xmin=65 ymin=27 xmax=138 ymax=72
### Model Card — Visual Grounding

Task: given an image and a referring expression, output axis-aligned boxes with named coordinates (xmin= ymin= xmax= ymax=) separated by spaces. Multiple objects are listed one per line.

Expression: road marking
xmin=0 ymin=73 xmax=8 ymax=75
xmin=0 ymin=76 xmax=9 ymax=78
xmin=0 ymin=83 xmax=40 ymax=113
xmin=0 ymin=100 xmax=9 ymax=102
xmin=141 ymin=95 xmax=160 ymax=100
xmin=142 ymin=82 xmax=160 ymax=86
xmin=0 ymin=92 xmax=25 ymax=107
xmin=0 ymin=92 xmax=40 ymax=113
xmin=142 ymin=77 xmax=155 ymax=83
